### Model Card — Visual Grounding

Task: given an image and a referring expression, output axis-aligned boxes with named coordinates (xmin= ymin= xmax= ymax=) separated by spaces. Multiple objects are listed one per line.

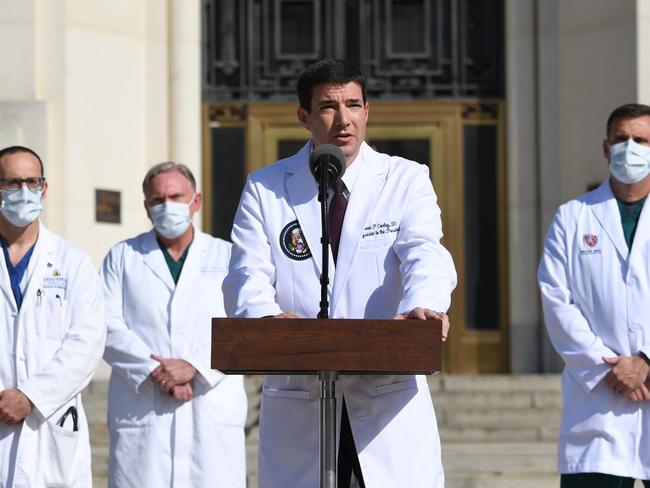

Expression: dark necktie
xmin=329 ymin=178 xmax=348 ymax=262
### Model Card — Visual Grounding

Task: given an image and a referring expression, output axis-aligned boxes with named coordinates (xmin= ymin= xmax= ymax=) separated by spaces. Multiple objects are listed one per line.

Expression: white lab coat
xmin=538 ymin=180 xmax=650 ymax=479
xmin=0 ymin=224 xmax=105 ymax=487
xmin=101 ymin=228 xmax=247 ymax=488
xmin=223 ymin=141 xmax=457 ymax=488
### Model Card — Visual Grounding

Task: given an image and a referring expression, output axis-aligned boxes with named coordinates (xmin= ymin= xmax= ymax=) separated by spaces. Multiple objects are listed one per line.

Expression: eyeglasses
xmin=0 ymin=177 xmax=46 ymax=192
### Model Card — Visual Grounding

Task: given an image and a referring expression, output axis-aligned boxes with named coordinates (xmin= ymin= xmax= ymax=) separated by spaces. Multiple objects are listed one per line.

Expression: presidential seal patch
xmin=280 ymin=220 xmax=312 ymax=260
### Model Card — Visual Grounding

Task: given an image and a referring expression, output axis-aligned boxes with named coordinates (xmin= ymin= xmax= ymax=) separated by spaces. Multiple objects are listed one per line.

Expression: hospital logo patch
xmin=280 ymin=220 xmax=312 ymax=260
xmin=583 ymin=233 xmax=598 ymax=248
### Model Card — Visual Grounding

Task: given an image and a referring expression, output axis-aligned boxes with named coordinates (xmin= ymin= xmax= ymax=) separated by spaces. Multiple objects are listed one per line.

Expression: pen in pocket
xmin=36 ymin=289 xmax=42 ymax=306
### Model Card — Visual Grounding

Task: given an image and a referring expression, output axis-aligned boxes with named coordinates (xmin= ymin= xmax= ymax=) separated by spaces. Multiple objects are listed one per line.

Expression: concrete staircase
xmin=431 ymin=375 xmax=561 ymax=488
xmin=84 ymin=375 xmax=565 ymax=488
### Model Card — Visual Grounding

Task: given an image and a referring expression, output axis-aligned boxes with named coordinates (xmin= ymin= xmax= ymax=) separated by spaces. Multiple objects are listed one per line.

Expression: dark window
xmin=366 ymin=139 xmax=430 ymax=166
xmin=211 ymin=127 xmax=246 ymax=240
xmin=463 ymin=124 xmax=500 ymax=329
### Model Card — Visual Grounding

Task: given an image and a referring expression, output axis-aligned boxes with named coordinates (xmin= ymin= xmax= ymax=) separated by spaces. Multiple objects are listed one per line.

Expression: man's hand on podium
xmin=273 ymin=311 xmax=302 ymax=318
xmin=394 ymin=308 xmax=450 ymax=342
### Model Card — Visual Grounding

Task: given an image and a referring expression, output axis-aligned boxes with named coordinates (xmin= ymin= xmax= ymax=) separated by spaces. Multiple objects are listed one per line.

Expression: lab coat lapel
xmin=628 ymin=191 xmax=650 ymax=267
xmin=21 ymin=224 xmax=53 ymax=312
xmin=332 ymin=144 xmax=387 ymax=312
xmin=141 ymin=230 xmax=175 ymax=291
xmin=0 ymin=239 xmax=16 ymax=312
xmin=285 ymin=142 xmax=330 ymax=280
xmin=174 ymin=226 xmax=204 ymax=299
xmin=589 ymin=181 xmax=629 ymax=262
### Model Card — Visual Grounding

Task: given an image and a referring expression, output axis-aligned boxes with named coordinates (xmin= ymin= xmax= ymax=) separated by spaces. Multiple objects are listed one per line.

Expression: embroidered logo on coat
xmin=583 ymin=234 xmax=598 ymax=248
xmin=280 ymin=220 xmax=312 ymax=260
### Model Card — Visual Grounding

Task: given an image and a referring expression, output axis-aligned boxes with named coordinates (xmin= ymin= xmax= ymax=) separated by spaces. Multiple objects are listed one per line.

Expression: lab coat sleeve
xmin=18 ymin=254 xmax=106 ymax=420
xmin=394 ymin=164 xmax=457 ymax=314
xmin=222 ymin=175 xmax=283 ymax=318
xmin=538 ymin=209 xmax=618 ymax=392
xmin=101 ymin=244 xmax=159 ymax=393
xmin=183 ymin=337 xmax=224 ymax=389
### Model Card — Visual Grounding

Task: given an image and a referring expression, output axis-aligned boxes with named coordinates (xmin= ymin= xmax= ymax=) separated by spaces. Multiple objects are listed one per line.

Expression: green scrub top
xmin=616 ymin=196 xmax=646 ymax=250
xmin=159 ymin=240 xmax=191 ymax=284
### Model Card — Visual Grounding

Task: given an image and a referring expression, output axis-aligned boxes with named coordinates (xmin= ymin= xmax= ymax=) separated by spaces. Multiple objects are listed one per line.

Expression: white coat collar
xmin=627 ymin=185 xmax=650 ymax=267
xmin=285 ymin=141 xmax=331 ymax=282
xmin=588 ymin=180 xmax=629 ymax=261
xmin=141 ymin=226 xmax=206 ymax=291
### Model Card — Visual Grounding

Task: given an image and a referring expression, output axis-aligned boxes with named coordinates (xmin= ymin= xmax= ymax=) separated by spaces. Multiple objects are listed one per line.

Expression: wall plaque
xmin=95 ymin=189 xmax=121 ymax=224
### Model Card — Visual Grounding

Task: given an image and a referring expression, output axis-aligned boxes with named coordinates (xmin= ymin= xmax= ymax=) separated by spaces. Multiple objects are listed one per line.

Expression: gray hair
xmin=142 ymin=162 xmax=197 ymax=195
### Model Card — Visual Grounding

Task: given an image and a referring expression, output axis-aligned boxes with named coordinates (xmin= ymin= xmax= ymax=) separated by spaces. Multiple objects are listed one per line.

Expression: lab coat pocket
xmin=44 ymin=419 xmax=84 ymax=487
xmin=38 ymin=298 xmax=69 ymax=340
xmin=376 ymin=378 xmax=417 ymax=396
xmin=359 ymin=236 xmax=394 ymax=250
xmin=262 ymin=386 xmax=312 ymax=400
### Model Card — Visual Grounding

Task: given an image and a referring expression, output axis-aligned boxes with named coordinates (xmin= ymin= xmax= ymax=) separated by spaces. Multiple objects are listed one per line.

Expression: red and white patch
xmin=583 ymin=233 xmax=598 ymax=248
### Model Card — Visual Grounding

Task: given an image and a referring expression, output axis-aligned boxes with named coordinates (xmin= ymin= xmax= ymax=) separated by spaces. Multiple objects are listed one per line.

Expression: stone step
xmin=433 ymin=390 xmax=563 ymax=411
xmin=440 ymin=425 xmax=558 ymax=443
xmin=429 ymin=375 xmax=562 ymax=393
xmin=442 ymin=442 xmax=557 ymax=474
xmin=446 ymin=473 xmax=559 ymax=488
xmin=441 ymin=407 xmax=562 ymax=430
xmin=90 ymin=445 xmax=109 ymax=478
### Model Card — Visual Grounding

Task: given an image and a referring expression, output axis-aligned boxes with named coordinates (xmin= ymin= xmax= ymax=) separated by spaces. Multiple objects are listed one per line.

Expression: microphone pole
xmin=318 ymin=155 xmax=330 ymax=319
xmin=309 ymin=143 xmax=346 ymax=488
xmin=310 ymin=143 xmax=345 ymax=319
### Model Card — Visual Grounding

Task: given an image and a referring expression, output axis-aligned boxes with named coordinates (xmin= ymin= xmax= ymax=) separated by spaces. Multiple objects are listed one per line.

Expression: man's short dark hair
xmin=297 ymin=59 xmax=367 ymax=111
xmin=0 ymin=145 xmax=44 ymax=176
xmin=606 ymin=103 xmax=650 ymax=138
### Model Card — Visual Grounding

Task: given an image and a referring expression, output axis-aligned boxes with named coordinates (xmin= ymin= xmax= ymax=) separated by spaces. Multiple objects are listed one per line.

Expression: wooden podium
xmin=212 ymin=317 xmax=442 ymax=488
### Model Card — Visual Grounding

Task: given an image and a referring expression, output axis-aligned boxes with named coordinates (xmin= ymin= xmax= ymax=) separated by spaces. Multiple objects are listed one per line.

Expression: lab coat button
xmin=628 ymin=277 xmax=637 ymax=286
xmin=628 ymin=327 xmax=635 ymax=333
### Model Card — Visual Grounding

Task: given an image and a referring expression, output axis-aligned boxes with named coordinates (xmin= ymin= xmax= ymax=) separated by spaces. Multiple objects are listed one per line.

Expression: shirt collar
xmin=341 ymin=146 xmax=364 ymax=194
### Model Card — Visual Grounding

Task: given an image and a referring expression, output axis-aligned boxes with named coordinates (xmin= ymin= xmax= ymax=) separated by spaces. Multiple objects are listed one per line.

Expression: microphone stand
xmin=317 ymin=155 xmax=330 ymax=320
xmin=316 ymin=155 xmax=337 ymax=488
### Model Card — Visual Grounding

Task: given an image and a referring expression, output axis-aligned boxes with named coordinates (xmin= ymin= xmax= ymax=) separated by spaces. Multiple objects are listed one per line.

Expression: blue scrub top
xmin=1 ymin=237 xmax=36 ymax=309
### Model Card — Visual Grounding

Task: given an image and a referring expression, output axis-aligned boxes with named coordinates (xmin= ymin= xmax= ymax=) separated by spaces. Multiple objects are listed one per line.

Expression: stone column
xmin=168 ymin=0 xmax=202 ymax=225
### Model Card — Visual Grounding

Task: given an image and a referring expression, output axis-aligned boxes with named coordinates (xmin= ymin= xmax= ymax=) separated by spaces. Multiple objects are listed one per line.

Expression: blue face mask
xmin=0 ymin=186 xmax=43 ymax=227
xmin=609 ymin=138 xmax=650 ymax=184
xmin=149 ymin=199 xmax=192 ymax=239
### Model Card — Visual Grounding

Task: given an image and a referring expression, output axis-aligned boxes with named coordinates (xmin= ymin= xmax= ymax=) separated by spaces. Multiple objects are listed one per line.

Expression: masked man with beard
xmin=0 ymin=145 xmax=105 ymax=487
xmin=539 ymin=103 xmax=650 ymax=487
xmin=101 ymin=162 xmax=247 ymax=488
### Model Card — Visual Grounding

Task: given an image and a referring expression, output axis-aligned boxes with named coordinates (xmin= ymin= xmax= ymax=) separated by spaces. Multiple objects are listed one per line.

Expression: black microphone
xmin=309 ymin=144 xmax=346 ymax=184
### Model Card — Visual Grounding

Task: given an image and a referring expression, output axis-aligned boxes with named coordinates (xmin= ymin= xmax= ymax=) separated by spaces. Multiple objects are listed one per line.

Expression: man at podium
xmin=224 ymin=59 xmax=457 ymax=488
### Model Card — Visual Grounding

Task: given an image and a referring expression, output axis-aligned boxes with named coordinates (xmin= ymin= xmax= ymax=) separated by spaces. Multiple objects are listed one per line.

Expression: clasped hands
xmin=150 ymin=354 xmax=197 ymax=402
xmin=275 ymin=307 xmax=451 ymax=342
xmin=603 ymin=355 xmax=650 ymax=401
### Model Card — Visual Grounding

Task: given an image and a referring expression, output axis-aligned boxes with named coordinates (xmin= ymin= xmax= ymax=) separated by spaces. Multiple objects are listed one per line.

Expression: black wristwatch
xmin=639 ymin=351 xmax=650 ymax=366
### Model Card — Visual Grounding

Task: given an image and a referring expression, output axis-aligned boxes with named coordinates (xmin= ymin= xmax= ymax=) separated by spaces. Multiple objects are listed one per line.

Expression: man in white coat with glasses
xmin=101 ymin=162 xmax=247 ymax=488
xmin=224 ymin=59 xmax=457 ymax=488
xmin=539 ymin=103 xmax=650 ymax=487
xmin=0 ymin=145 xmax=105 ymax=487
